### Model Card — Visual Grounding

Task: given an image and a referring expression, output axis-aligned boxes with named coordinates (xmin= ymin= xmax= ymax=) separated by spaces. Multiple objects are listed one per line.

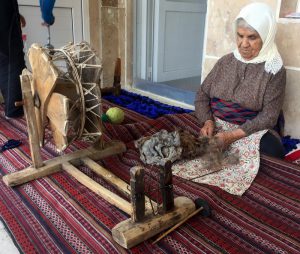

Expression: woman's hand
xmin=215 ymin=129 xmax=246 ymax=149
xmin=200 ymin=120 xmax=215 ymax=137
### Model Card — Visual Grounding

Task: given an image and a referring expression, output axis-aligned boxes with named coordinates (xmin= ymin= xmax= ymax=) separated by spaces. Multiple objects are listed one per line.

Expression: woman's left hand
xmin=200 ymin=120 xmax=215 ymax=137
xmin=215 ymin=129 xmax=247 ymax=150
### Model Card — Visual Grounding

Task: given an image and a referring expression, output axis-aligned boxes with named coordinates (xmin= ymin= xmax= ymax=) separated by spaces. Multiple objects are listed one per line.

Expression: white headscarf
xmin=233 ymin=2 xmax=283 ymax=75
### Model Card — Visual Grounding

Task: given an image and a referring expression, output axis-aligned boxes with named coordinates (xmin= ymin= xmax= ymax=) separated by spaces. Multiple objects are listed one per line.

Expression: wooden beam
xmin=20 ymin=72 xmax=44 ymax=168
xmin=3 ymin=141 xmax=126 ymax=187
xmin=112 ymin=196 xmax=196 ymax=249
xmin=80 ymin=158 xmax=157 ymax=210
xmin=81 ymin=157 xmax=129 ymax=197
xmin=62 ymin=162 xmax=132 ymax=215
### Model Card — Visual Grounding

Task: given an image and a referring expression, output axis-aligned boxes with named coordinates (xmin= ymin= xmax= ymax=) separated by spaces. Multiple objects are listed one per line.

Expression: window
xmin=279 ymin=0 xmax=300 ymax=18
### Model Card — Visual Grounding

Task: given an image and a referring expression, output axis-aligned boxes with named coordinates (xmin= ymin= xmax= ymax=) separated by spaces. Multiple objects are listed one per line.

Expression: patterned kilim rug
xmin=0 ymin=100 xmax=300 ymax=254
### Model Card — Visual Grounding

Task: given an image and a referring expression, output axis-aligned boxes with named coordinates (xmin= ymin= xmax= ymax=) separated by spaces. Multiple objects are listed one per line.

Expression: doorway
xmin=133 ymin=0 xmax=207 ymax=105
xmin=18 ymin=0 xmax=89 ymax=67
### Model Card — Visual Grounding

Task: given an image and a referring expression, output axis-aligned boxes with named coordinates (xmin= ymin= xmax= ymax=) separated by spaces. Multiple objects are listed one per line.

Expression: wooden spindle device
xmin=2 ymin=42 xmax=203 ymax=249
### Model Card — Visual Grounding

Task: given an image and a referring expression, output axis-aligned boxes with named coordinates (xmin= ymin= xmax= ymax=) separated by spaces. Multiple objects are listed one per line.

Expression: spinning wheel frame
xmin=51 ymin=45 xmax=86 ymax=139
xmin=29 ymin=42 xmax=103 ymax=151
xmin=3 ymin=42 xmax=203 ymax=250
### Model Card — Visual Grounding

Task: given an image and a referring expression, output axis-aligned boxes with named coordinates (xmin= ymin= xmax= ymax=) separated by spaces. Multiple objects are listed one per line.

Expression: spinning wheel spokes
xmin=28 ymin=42 xmax=103 ymax=152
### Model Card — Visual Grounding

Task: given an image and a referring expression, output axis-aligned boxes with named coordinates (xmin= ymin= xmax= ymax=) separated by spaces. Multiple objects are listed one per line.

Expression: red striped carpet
xmin=0 ymin=101 xmax=300 ymax=254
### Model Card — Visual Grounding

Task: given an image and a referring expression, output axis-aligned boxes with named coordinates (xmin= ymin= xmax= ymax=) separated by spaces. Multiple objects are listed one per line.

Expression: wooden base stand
xmin=112 ymin=196 xmax=195 ymax=249
xmin=3 ymin=141 xmax=126 ymax=187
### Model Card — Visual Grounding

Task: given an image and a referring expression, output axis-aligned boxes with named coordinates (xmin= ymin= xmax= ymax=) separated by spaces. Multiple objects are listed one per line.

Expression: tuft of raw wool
xmin=135 ymin=129 xmax=238 ymax=167
xmin=179 ymin=130 xmax=225 ymax=168
xmin=134 ymin=129 xmax=182 ymax=166
xmin=179 ymin=130 xmax=212 ymax=158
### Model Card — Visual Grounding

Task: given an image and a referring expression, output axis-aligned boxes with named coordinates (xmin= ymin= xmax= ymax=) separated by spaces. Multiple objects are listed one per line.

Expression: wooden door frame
xmin=18 ymin=0 xmax=90 ymax=42
xmin=123 ymin=0 xmax=134 ymax=87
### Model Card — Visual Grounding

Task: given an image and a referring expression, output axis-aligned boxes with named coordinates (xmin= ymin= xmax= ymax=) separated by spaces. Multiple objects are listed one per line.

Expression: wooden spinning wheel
xmin=28 ymin=42 xmax=103 ymax=152
xmin=3 ymin=41 xmax=125 ymax=174
xmin=3 ymin=42 xmax=205 ymax=249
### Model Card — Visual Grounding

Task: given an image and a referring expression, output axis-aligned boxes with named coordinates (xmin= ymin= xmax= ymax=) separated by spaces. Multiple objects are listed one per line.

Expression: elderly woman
xmin=195 ymin=2 xmax=286 ymax=159
xmin=170 ymin=3 xmax=285 ymax=195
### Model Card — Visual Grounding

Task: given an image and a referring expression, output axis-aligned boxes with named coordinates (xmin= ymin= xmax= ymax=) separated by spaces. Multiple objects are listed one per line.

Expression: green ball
xmin=106 ymin=107 xmax=124 ymax=124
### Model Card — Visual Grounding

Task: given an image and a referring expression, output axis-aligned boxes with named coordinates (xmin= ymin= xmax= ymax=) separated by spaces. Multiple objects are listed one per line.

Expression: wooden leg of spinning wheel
xmin=160 ymin=161 xmax=174 ymax=213
xmin=130 ymin=166 xmax=145 ymax=222
xmin=21 ymin=74 xmax=44 ymax=168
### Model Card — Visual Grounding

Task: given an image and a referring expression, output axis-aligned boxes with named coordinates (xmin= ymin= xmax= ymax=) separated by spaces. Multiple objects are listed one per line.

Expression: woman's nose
xmin=241 ymin=38 xmax=250 ymax=48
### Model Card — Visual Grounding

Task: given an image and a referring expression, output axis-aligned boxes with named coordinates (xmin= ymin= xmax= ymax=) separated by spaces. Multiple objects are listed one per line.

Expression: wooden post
xmin=130 ymin=166 xmax=145 ymax=222
xmin=20 ymin=73 xmax=43 ymax=168
xmin=100 ymin=58 xmax=121 ymax=96
xmin=113 ymin=58 xmax=121 ymax=96
xmin=160 ymin=161 xmax=174 ymax=213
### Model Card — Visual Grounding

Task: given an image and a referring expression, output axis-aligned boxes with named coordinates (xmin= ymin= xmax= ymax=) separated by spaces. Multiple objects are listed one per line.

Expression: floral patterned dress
xmin=172 ymin=117 xmax=267 ymax=196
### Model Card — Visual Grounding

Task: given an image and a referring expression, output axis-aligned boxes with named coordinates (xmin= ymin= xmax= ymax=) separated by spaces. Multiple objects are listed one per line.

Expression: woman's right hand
xmin=200 ymin=120 xmax=215 ymax=137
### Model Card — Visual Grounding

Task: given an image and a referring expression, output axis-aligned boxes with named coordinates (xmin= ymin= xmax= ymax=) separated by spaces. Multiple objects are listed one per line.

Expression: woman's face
xmin=236 ymin=27 xmax=263 ymax=60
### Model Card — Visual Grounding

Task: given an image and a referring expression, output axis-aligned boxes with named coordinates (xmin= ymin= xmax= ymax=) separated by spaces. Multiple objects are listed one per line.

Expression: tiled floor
xmin=0 ymin=221 xmax=19 ymax=254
